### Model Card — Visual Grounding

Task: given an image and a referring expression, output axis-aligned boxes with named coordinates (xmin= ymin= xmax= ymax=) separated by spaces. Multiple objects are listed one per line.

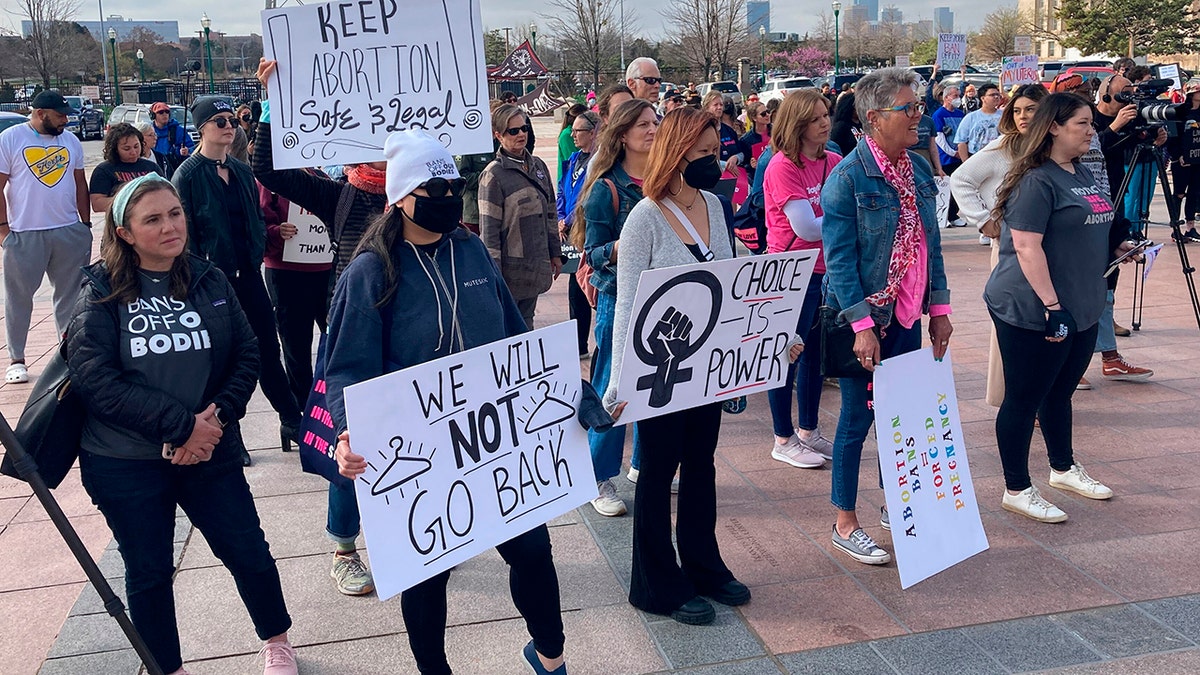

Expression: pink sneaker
xmin=260 ymin=640 xmax=298 ymax=675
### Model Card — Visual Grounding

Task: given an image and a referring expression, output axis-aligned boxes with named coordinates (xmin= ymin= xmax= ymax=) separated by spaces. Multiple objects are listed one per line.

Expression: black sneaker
xmin=670 ymin=596 xmax=716 ymax=625
xmin=1186 ymin=228 xmax=1200 ymax=243
xmin=703 ymin=579 xmax=751 ymax=606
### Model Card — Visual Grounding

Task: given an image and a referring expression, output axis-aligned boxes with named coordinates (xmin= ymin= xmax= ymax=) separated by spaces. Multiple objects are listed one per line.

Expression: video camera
xmin=1114 ymin=79 xmax=1184 ymax=136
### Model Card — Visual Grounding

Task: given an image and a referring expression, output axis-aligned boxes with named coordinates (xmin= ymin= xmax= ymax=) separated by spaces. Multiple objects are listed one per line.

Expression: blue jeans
xmin=1094 ymin=289 xmax=1117 ymax=353
xmin=327 ymin=480 xmax=361 ymax=545
xmin=767 ymin=272 xmax=825 ymax=437
xmin=830 ymin=320 xmax=923 ymax=512
xmin=589 ymin=291 xmax=641 ymax=480
xmin=79 ymin=449 xmax=291 ymax=673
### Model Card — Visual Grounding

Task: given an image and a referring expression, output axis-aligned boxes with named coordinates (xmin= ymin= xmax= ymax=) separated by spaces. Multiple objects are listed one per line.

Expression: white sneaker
xmin=797 ymin=428 xmax=834 ymax=460
xmin=591 ymin=479 xmax=627 ymax=517
xmin=979 ymin=234 xmax=992 ymax=246
xmin=771 ymin=436 xmax=825 ymax=469
xmin=5 ymin=363 xmax=28 ymax=383
xmin=1002 ymin=486 xmax=1068 ymax=523
xmin=950 ymin=217 xmax=966 ymax=227
xmin=1049 ymin=464 xmax=1113 ymax=500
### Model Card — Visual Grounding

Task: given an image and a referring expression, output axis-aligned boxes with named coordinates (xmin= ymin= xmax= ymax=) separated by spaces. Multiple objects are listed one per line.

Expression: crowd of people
xmin=0 ymin=52 xmax=1179 ymax=673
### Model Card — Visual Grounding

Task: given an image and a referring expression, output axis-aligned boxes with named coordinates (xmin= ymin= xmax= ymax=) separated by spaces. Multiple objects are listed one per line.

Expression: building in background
xmin=23 ymin=15 xmax=181 ymax=44
xmin=913 ymin=19 xmax=934 ymax=42
xmin=853 ymin=0 xmax=879 ymax=22
xmin=933 ymin=6 xmax=954 ymax=34
xmin=881 ymin=6 xmax=903 ymax=23
xmin=1017 ymin=0 xmax=1074 ymax=59
xmin=846 ymin=4 xmax=870 ymax=25
xmin=748 ymin=1 xmax=771 ymax=34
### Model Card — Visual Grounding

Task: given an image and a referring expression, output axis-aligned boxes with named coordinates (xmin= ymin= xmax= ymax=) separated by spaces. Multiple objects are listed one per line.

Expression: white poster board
xmin=1157 ymin=63 xmax=1182 ymax=90
xmin=260 ymin=0 xmax=493 ymax=169
xmin=1001 ymin=55 xmax=1039 ymax=88
xmin=613 ymin=251 xmax=816 ymax=425
xmin=895 ymin=54 xmax=911 ymax=68
xmin=873 ymin=348 xmax=989 ymax=589
xmin=1013 ymin=36 xmax=1032 ymax=54
xmin=937 ymin=34 xmax=967 ymax=72
xmin=343 ymin=321 xmax=596 ymax=600
xmin=80 ymin=85 xmax=100 ymax=101
xmin=282 ymin=205 xmax=334 ymax=264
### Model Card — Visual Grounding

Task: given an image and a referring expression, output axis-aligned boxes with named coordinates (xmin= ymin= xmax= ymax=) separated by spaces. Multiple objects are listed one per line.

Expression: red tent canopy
xmin=487 ymin=40 xmax=549 ymax=81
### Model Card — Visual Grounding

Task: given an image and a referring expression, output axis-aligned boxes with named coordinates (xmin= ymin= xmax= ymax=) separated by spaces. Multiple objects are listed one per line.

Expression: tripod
xmin=1112 ymin=139 xmax=1200 ymax=331
xmin=0 ymin=412 xmax=164 ymax=675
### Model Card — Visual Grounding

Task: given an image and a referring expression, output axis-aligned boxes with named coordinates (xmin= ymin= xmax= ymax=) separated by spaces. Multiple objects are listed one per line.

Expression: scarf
xmin=863 ymin=134 xmax=922 ymax=308
xmin=346 ymin=164 xmax=388 ymax=195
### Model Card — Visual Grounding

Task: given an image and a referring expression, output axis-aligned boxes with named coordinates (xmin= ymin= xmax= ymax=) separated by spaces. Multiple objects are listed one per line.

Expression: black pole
xmin=0 ymin=411 xmax=164 ymax=675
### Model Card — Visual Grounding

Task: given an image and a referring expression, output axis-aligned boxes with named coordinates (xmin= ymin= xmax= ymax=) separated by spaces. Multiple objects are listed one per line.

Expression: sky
xmin=25 ymin=1 xmax=999 ymax=42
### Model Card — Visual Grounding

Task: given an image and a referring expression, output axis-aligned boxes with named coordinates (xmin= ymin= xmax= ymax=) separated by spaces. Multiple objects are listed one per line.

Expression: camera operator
xmin=1168 ymin=83 xmax=1200 ymax=243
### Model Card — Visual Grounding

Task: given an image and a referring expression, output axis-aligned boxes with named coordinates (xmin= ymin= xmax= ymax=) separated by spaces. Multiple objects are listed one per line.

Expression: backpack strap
xmin=604 ymin=178 xmax=618 ymax=216
xmin=330 ymin=185 xmax=357 ymax=257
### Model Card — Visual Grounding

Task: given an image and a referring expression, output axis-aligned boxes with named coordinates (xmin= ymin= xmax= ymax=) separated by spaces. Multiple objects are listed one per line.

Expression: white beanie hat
xmin=384 ymin=130 xmax=461 ymax=205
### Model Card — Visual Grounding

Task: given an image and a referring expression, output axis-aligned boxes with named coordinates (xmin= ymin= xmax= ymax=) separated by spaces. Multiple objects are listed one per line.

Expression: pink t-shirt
xmin=763 ymin=150 xmax=841 ymax=274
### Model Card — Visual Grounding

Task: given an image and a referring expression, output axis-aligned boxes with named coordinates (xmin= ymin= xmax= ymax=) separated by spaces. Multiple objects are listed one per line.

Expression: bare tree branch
xmin=10 ymin=0 xmax=81 ymax=88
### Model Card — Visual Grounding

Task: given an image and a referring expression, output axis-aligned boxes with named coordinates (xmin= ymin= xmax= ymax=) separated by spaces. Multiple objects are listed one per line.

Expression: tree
xmin=662 ymin=0 xmax=748 ymax=81
xmin=840 ymin=15 xmax=871 ymax=72
xmin=482 ymin=29 xmax=507 ymax=65
xmin=911 ymin=37 xmax=937 ymax=65
xmin=972 ymin=8 xmax=1027 ymax=62
xmin=546 ymin=0 xmax=620 ymax=88
xmin=769 ymin=46 xmax=830 ymax=77
xmin=13 ymin=0 xmax=82 ymax=88
xmin=1058 ymin=0 xmax=1200 ymax=57
xmin=875 ymin=16 xmax=912 ymax=65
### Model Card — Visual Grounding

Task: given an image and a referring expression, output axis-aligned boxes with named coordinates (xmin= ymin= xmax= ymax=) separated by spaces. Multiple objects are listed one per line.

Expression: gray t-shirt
xmin=985 ymin=163 xmax=1113 ymax=331
xmin=81 ymin=274 xmax=214 ymax=459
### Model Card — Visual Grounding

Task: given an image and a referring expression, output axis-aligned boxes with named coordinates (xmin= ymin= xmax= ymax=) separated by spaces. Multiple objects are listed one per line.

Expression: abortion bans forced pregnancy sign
xmin=614 ymin=251 xmax=816 ymax=425
xmin=342 ymin=322 xmax=595 ymax=600
xmin=873 ymin=348 xmax=989 ymax=588
xmin=260 ymin=0 xmax=492 ymax=169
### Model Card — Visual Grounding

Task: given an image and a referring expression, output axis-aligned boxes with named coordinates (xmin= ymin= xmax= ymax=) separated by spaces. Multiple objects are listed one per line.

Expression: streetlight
xmin=530 ymin=22 xmax=537 ymax=52
xmin=501 ymin=26 xmax=512 ymax=54
xmin=759 ymin=25 xmax=766 ymax=90
xmin=108 ymin=27 xmax=121 ymax=104
xmin=136 ymin=49 xmax=144 ymax=82
xmin=832 ymin=1 xmax=841 ymax=75
xmin=201 ymin=13 xmax=214 ymax=90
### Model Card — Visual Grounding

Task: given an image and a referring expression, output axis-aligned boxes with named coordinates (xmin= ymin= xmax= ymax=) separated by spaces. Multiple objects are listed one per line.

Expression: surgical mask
xmin=682 ymin=154 xmax=722 ymax=190
xmin=409 ymin=195 xmax=464 ymax=234
xmin=951 ymin=98 xmax=963 ymax=109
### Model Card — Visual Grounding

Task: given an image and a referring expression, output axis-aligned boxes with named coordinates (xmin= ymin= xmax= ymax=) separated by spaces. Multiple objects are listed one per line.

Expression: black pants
xmin=629 ymin=402 xmax=734 ymax=615
xmin=1171 ymin=162 xmax=1200 ymax=222
xmin=567 ymin=273 xmax=592 ymax=357
xmin=231 ymin=271 xmax=301 ymax=425
xmin=943 ymin=159 xmax=963 ymax=222
xmin=991 ymin=312 xmax=1098 ymax=492
xmin=265 ymin=268 xmax=331 ymax=407
xmin=401 ymin=525 xmax=564 ymax=674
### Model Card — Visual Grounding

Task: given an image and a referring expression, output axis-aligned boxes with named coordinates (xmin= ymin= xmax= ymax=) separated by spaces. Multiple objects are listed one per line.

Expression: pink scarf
xmin=862 ymin=135 xmax=922 ymax=308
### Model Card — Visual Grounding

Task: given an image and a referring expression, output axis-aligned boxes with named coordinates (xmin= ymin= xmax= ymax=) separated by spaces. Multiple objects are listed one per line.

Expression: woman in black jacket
xmin=830 ymin=93 xmax=861 ymax=156
xmin=67 ymin=174 xmax=297 ymax=675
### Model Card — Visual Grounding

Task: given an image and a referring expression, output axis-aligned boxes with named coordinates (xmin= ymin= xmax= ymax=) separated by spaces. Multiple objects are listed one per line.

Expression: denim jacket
xmin=582 ymin=163 xmax=644 ymax=297
xmin=820 ymin=143 xmax=950 ymax=328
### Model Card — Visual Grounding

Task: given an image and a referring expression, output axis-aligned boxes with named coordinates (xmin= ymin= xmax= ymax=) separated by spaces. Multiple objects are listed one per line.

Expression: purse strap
xmin=659 ymin=197 xmax=714 ymax=261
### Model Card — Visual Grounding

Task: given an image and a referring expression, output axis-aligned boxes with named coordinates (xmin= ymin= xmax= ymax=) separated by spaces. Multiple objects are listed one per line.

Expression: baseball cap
xmin=30 ymin=91 xmax=73 ymax=115
xmin=150 ymin=102 xmax=170 ymax=113
xmin=384 ymin=130 xmax=461 ymax=205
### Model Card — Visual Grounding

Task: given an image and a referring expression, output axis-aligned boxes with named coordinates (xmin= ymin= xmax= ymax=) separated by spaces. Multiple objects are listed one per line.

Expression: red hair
xmin=642 ymin=108 xmax=719 ymax=201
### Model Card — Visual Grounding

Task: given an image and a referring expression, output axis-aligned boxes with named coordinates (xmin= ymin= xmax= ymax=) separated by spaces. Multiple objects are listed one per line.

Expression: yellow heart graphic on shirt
xmin=23 ymin=147 xmax=70 ymax=188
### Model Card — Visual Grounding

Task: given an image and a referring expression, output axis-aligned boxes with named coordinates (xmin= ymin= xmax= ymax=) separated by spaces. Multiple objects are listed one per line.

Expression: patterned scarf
xmin=345 ymin=164 xmax=388 ymax=195
xmin=863 ymin=134 xmax=923 ymax=308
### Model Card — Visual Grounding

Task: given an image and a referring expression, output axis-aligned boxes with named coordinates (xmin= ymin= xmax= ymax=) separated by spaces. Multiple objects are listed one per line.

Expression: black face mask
xmin=409 ymin=194 xmax=463 ymax=234
xmin=682 ymin=154 xmax=722 ymax=190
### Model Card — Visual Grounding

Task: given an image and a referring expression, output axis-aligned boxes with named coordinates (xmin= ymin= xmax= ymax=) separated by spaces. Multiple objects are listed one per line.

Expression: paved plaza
xmin=1 ymin=119 xmax=1199 ymax=674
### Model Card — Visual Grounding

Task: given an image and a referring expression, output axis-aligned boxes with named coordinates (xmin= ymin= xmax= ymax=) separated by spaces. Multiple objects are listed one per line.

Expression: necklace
xmin=138 ymin=269 xmax=166 ymax=283
xmin=674 ymin=188 xmax=701 ymax=211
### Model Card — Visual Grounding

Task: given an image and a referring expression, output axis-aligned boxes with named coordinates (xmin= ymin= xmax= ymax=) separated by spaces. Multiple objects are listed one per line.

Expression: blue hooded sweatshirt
xmin=556 ymin=150 xmax=590 ymax=226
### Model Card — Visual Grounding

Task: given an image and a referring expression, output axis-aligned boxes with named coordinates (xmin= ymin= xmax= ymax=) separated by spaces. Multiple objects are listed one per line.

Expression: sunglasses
xmin=208 ymin=116 xmax=236 ymax=128
xmin=155 ymin=110 xmax=170 ymax=115
xmin=637 ymin=77 xmax=663 ymax=85
xmin=503 ymin=124 xmax=532 ymax=136
xmin=419 ymin=177 xmax=467 ymax=198
xmin=758 ymin=111 xmax=771 ymax=118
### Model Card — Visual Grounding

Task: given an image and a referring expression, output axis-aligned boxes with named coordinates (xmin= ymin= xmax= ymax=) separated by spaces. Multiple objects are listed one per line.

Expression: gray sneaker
xmin=330 ymin=551 xmax=375 ymax=595
xmin=880 ymin=507 xmax=890 ymax=531
xmin=771 ymin=436 xmax=825 ymax=468
xmin=798 ymin=428 xmax=834 ymax=461
xmin=591 ymin=479 xmax=627 ymax=517
xmin=832 ymin=525 xmax=891 ymax=565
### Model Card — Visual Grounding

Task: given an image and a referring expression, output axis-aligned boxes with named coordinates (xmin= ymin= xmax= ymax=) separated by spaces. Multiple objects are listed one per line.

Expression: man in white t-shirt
xmin=955 ymin=83 xmax=1004 ymax=161
xmin=0 ymin=91 xmax=92 ymax=383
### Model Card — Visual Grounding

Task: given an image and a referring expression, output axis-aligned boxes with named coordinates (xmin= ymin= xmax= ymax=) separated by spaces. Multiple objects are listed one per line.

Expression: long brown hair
xmin=570 ymin=98 xmax=655 ymax=249
xmin=354 ymin=207 xmax=406 ymax=308
xmin=771 ymin=89 xmax=831 ymax=167
xmin=991 ymin=93 xmax=1092 ymax=224
xmin=642 ymin=108 xmax=719 ymax=201
xmin=100 ymin=180 xmax=191 ymax=304
xmin=998 ymin=84 xmax=1048 ymax=149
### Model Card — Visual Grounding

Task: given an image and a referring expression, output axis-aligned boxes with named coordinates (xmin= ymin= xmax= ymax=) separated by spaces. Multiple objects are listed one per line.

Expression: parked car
xmin=62 ymin=95 xmax=104 ymax=140
xmin=815 ymin=72 xmax=867 ymax=94
xmin=106 ymin=103 xmax=199 ymax=143
xmin=696 ymin=81 xmax=743 ymax=107
xmin=1039 ymin=61 xmax=1070 ymax=84
xmin=0 ymin=103 xmax=29 ymax=114
xmin=937 ymin=73 xmax=1002 ymax=93
xmin=759 ymin=77 xmax=817 ymax=103
xmin=0 ymin=111 xmax=29 ymax=135
xmin=910 ymin=64 xmax=981 ymax=85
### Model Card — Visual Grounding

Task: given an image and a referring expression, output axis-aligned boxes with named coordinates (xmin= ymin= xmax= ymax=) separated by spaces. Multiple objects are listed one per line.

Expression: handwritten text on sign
xmin=873 ymin=348 xmax=988 ymax=589
xmin=342 ymin=322 xmax=595 ymax=600
xmin=937 ymin=34 xmax=967 ymax=72
xmin=614 ymin=251 xmax=815 ymax=425
xmin=282 ymin=205 xmax=335 ymax=264
xmin=1001 ymin=55 xmax=1039 ymax=88
xmin=260 ymin=0 xmax=492 ymax=169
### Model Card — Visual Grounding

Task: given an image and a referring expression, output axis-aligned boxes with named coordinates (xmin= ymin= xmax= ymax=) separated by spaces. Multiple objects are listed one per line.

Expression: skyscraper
xmin=747 ymin=1 xmax=770 ymax=34
xmin=933 ymin=6 xmax=954 ymax=34
xmin=853 ymin=0 xmax=879 ymax=22
xmin=881 ymin=6 xmax=903 ymax=23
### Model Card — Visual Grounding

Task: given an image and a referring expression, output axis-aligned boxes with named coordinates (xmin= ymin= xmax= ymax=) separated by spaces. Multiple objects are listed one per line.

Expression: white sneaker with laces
xmin=591 ymin=479 xmax=627 ymax=516
xmin=797 ymin=428 xmax=834 ymax=461
xmin=1049 ymin=464 xmax=1113 ymax=500
xmin=5 ymin=363 xmax=28 ymax=383
xmin=1002 ymin=486 xmax=1068 ymax=523
xmin=771 ymin=436 xmax=825 ymax=468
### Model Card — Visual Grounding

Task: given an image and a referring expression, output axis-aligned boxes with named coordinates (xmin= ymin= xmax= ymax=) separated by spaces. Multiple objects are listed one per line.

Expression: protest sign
xmin=1013 ymin=35 xmax=1032 ymax=54
xmin=560 ymin=243 xmax=582 ymax=275
xmin=282 ymin=205 xmax=334 ymax=264
xmin=895 ymin=54 xmax=911 ymax=68
xmin=873 ymin=348 xmax=989 ymax=589
xmin=1157 ymin=63 xmax=1182 ymax=91
xmin=343 ymin=321 xmax=595 ymax=600
xmin=613 ymin=251 xmax=816 ymax=425
xmin=260 ymin=0 xmax=492 ymax=169
xmin=1001 ymin=55 xmax=1039 ymax=88
xmin=936 ymin=34 xmax=967 ymax=71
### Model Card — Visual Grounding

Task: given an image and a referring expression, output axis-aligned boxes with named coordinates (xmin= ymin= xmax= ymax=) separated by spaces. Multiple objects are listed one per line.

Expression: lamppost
xmin=530 ymin=23 xmax=537 ymax=52
xmin=759 ymin=25 xmax=766 ymax=90
xmin=108 ymin=28 xmax=121 ymax=104
xmin=832 ymin=1 xmax=841 ymax=75
xmin=201 ymin=13 xmax=214 ymax=90
xmin=501 ymin=26 xmax=512 ymax=53
xmin=136 ymin=49 xmax=144 ymax=82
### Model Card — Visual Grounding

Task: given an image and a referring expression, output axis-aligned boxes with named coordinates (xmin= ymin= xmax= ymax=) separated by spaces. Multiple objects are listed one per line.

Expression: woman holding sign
xmin=327 ymin=130 xmax=570 ymax=675
xmin=822 ymin=68 xmax=954 ymax=565
xmin=985 ymin=93 xmax=1129 ymax=523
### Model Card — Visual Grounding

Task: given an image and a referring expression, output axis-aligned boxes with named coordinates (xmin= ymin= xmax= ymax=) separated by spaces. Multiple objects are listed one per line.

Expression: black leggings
xmin=230 ymin=272 xmax=302 ymax=425
xmin=401 ymin=524 xmax=564 ymax=674
xmin=1171 ymin=162 xmax=1200 ymax=222
xmin=567 ymin=272 xmax=592 ymax=357
xmin=991 ymin=312 xmax=1098 ymax=492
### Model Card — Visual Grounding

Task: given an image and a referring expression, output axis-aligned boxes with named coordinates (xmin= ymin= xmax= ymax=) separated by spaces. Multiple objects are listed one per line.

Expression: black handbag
xmin=819 ymin=305 xmax=878 ymax=379
xmin=0 ymin=342 xmax=86 ymax=489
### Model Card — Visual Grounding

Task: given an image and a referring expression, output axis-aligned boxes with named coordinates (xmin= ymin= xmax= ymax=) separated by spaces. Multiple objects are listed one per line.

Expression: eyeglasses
xmin=208 ymin=116 xmax=235 ymax=128
xmin=503 ymin=124 xmax=531 ymax=136
xmin=419 ymin=177 xmax=466 ymax=198
xmin=874 ymin=102 xmax=925 ymax=117
xmin=985 ymin=92 xmax=1004 ymax=99
xmin=570 ymin=126 xmax=594 ymax=134
xmin=636 ymin=77 xmax=663 ymax=86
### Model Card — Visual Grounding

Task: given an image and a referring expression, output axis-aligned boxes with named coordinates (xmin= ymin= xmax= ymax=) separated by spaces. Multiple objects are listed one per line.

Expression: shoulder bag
xmin=0 ymin=342 xmax=85 ymax=489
